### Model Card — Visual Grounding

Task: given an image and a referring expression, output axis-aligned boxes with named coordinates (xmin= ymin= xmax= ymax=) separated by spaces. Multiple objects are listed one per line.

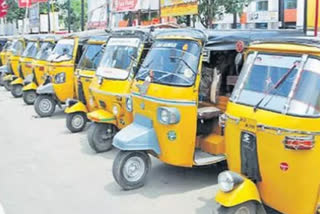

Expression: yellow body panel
xmin=19 ymin=57 xmax=34 ymax=79
xmin=0 ymin=51 xmax=11 ymax=65
xmin=33 ymin=59 xmax=50 ymax=86
xmin=9 ymin=56 xmax=20 ymax=77
xmin=89 ymin=77 xmax=133 ymax=129
xmin=50 ymin=62 xmax=75 ymax=102
xmin=223 ymin=43 xmax=320 ymax=214
xmin=50 ymin=37 xmax=79 ymax=103
xmin=11 ymin=77 xmax=23 ymax=85
xmin=87 ymin=109 xmax=117 ymax=125
xmin=216 ymin=178 xmax=261 ymax=207
xmin=65 ymin=101 xmax=88 ymax=114
xmin=131 ymin=80 xmax=199 ymax=167
xmin=75 ymin=69 xmax=97 ymax=112
xmin=22 ymin=82 xmax=37 ymax=92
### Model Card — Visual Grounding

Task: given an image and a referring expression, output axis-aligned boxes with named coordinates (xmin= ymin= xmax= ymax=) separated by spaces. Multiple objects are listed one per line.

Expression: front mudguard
xmin=65 ymin=100 xmax=88 ymax=114
xmin=11 ymin=77 xmax=23 ymax=86
xmin=216 ymin=177 xmax=262 ymax=208
xmin=36 ymin=83 xmax=54 ymax=95
xmin=23 ymin=74 xmax=34 ymax=85
xmin=87 ymin=109 xmax=117 ymax=125
xmin=112 ymin=114 xmax=161 ymax=155
xmin=22 ymin=82 xmax=37 ymax=92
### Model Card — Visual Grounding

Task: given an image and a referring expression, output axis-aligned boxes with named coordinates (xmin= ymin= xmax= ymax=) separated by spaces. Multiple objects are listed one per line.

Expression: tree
xmin=198 ymin=0 xmax=251 ymax=28
xmin=57 ymin=0 xmax=87 ymax=32
xmin=6 ymin=0 xmax=26 ymax=24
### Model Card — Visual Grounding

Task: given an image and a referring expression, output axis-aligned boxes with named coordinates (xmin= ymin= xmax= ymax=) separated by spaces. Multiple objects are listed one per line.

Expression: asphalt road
xmin=0 ymin=87 xmax=222 ymax=214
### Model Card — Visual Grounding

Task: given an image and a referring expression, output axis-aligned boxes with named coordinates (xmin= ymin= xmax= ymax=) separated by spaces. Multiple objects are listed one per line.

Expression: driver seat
xmin=197 ymin=106 xmax=221 ymax=120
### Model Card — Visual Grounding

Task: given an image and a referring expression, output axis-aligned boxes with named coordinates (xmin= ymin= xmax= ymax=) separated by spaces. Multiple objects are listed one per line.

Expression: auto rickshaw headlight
xmin=157 ymin=107 xmax=180 ymax=125
xmin=126 ymin=96 xmax=133 ymax=112
xmin=55 ymin=72 xmax=66 ymax=84
xmin=218 ymin=171 xmax=244 ymax=193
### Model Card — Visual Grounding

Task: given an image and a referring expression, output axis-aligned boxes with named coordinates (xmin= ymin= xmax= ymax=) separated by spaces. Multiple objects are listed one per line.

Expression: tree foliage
xmin=198 ymin=0 xmax=251 ymax=28
xmin=6 ymin=0 xmax=26 ymax=23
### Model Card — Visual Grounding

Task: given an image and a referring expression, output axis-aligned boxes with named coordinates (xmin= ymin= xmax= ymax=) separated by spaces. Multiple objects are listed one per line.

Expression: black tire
xmin=3 ymin=80 xmax=11 ymax=91
xmin=0 ymin=75 xmax=4 ymax=86
xmin=112 ymin=151 xmax=151 ymax=190
xmin=22 ymin=90 xmax=37 ymax=105
xmin=11 ymin=84 xmax=23 ymax=98
xmin=87 ymin=123 xmax=116 ymax=153
xmin=218 ymin=201 xmax=257 ymax=214
xmin=34 ymin=95 xmax=56 ymax=117
xmin=66 ymin=112 xmax=87 ymax=133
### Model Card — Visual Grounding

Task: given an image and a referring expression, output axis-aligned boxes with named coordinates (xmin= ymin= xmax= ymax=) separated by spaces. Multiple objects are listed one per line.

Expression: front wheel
xmin=11 ymin=84 xmax=23 ymax=98
xmin=34 ymin=95 xmax=56 ymax=117
xmin=22 ymin=90 xmax=37 ymax=105
xmin=3 ymin=81 xmax=11 ymax=91
xmin=66 ymin=112 xmax=87 ymax=133
xmin=87 ymin=123 xmax=117 ymax=153
xmin=112 ymin=151 xmax=151 ymax=190
xmin=218 ymin=201 xmax=257 ymax=214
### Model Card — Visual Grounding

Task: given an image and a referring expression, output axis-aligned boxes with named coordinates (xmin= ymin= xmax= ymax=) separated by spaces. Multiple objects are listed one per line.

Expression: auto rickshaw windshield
xmin=96 ymin=37 xmax=140 ymax=80
xmin=36 ymin=42 xmax=55 ymax=60
xmin=22 ymin=41 xmax=38 ymax=58
xmin=78 ymin=44 xmax=103 ymax=71
xmin=136 ymin=39 xmax=201 ymax=86
xmin=3 ymin=41 xmax=12 ymax=51
xmin=231 ymin=53 xmax=320 ymax=117
xmin=10 ymin=40 xmax=24 ymax=56
xmin=47 ymin=39 xmax=74 ymax=62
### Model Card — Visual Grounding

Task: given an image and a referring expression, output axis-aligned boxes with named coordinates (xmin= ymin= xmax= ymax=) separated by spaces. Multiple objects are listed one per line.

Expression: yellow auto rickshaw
xmin=64 ymin=35 xmax=109 ymax=133
xmin=0 ymin=38 xmax=13 ymax=86
xmin=22 ymin=36 xmax=58 ymax=105
xmin=10 ymin=36 xmax=40 ymax=98
xmin=2 ymin=37 xmax=25 ymax=91
xmin=215 ymin=37 xmax=320 ymax=214
xmin=110 ymin=29 xmax=301 ymax=190
xmin=86 ymin=28 xmax=153 ymax=153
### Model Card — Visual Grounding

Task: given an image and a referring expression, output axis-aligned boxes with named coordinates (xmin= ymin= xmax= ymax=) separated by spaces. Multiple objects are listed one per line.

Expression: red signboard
xmin=113 ymin=0 xmax=138 ymax=12
xmin=18 ymin=0 xmax=47 ymax=8
xmin=0 ymin=0 xmax=8 ymax=18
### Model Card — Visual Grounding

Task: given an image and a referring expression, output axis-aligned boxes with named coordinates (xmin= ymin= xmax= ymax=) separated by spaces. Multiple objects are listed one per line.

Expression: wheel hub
xmin=123 ymin=157 xmax=145 ymax=182
xmin=39 ymin=99 xmax=52 ymax=113
xmin=71 ymin=115 xmax=84 ymax=129
xmin=235 ymin=207 xmax=250 ymax=214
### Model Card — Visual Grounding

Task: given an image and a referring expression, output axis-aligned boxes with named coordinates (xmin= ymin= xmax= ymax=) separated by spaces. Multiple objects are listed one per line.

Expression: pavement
xmin=0 ymin=87 xmax=222 ymax=214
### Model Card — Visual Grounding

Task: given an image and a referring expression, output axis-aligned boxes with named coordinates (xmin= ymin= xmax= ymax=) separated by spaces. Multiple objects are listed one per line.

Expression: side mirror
xmin=235 ymin=53 xmax=243 ymax=74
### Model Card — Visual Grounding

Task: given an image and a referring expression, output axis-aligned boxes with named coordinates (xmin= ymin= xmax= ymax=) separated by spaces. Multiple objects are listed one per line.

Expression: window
xmin=285 ymin=0 xmax=297 ymax=9
xmin=256 ymin=1 xmax=268 ymax=11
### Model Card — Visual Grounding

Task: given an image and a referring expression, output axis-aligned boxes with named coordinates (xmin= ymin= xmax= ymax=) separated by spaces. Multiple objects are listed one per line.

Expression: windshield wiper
xmin=253 ymin=63 xmax=298 ymax=112
xmin=169 ymin=56 xmax=197 ymax=75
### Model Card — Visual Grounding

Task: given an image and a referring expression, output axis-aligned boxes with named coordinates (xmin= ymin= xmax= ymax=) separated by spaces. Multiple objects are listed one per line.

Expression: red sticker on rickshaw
xmin=280 ymin=162 xmax=289 ymax=171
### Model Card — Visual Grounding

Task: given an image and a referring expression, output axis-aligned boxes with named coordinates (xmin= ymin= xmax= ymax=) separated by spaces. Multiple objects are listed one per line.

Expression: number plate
xmin=239 ymin=117 xmax=257 ymax=132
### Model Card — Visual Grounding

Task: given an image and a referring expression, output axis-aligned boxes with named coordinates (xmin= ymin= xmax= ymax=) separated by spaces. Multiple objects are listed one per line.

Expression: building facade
xmin=214 ymin=0 xmax=305 ymax=30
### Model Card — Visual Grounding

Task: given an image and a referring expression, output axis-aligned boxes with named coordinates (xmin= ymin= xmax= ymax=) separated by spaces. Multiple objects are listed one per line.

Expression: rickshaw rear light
xmin=39 ymin=66 xmax=45 ymax=71
xmin=284 ymin=136 xmax=315 ymax=150
xmin=26 ymin=64 xmax=33 ymax=68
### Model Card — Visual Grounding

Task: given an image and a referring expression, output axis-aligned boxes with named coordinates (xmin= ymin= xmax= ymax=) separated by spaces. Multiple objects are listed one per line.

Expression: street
xmin=0 ymin=87 xmax=221 ymax=214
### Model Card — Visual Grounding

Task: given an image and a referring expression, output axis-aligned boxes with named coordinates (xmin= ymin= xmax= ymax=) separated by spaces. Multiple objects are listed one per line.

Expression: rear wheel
xmin=87 ymin=123 xmax=116 ymax=153
xmin=112 ymin=151 xmax=151 ymax=190
xmin=22 ymin=90 xmax=37 ymax=105
xmin=218 ymin=202 xmax=257 ymax=214
xmin=34 ymin=95 xmax=56 ymax=117
xmin=66 ymin=112 xmax=87 ymax=133
xmin=11 ymin=84 xmax=23 ymax=98
xmin=3 ymin=81 xmax=11 ymax=91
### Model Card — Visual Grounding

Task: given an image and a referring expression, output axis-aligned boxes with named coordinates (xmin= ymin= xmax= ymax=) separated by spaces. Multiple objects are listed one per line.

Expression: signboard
xmin=18 ymin=0 xmax=47 ymax=8
xmin=29 ymin=3 xmax=40 ymax=28
xmin=0 ymin=0 xmax=8 ymax=18
xmin=113 ymin=0 xmax=138 ymax=12
xmin=160 ymin=0 xmax=198 ymax=17
xmin=247 ymin=11 xmax=278 ymax=23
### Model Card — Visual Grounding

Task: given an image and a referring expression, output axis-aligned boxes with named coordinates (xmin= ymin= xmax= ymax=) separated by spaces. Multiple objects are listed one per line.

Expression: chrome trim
xmin=90 ymin=87 xmax=129 ymax=97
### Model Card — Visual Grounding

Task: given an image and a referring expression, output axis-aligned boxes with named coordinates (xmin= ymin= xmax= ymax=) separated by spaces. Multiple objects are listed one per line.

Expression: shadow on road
xmin=104 ymin=161 xmax=221 ymax=199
